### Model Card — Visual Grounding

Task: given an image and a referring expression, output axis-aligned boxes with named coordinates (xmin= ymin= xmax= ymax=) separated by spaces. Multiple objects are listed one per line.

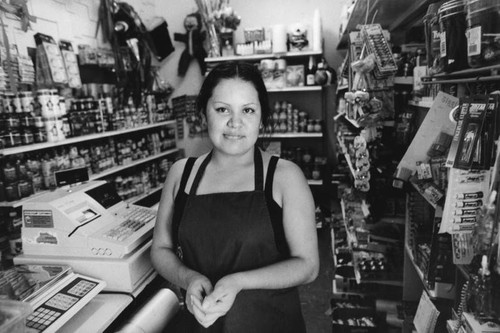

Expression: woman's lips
xmin=223 ymin=134 xmax=244 ymax=139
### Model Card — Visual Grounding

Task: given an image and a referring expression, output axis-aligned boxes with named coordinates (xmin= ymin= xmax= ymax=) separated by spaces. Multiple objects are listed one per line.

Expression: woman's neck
xmin=210 ymin=147 xmax=256 ymax=171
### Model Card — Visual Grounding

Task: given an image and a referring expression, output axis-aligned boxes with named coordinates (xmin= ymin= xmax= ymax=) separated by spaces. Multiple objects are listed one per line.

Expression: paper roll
xmin=312 ymin=9 xmax=322 ymax=51
xmin=272 ymin=24 xmax=287 ymax=53
xmin=117 ymin=288 xmax=180 ymax=333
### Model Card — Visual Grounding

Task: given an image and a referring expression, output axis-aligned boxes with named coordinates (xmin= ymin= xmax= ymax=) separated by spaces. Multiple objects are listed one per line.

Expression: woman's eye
xmin=243 ymin=108 xmax=255 ymax=114
xmin=215 ymin=107 xmax=228 ymax=113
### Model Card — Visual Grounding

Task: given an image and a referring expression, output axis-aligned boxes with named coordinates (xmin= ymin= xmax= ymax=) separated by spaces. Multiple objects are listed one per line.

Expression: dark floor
xmin=299 ymin=227 xmax=334 ymax=333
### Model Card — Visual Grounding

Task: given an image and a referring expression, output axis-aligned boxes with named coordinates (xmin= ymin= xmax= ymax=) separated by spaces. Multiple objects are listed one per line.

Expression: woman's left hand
xmin=200 ymin=275 xmax=241 ymax=319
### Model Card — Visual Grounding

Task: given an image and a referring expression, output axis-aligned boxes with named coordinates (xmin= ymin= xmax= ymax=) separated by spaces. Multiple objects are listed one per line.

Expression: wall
xmin=1 ymin=0 xmax=349 ymax=157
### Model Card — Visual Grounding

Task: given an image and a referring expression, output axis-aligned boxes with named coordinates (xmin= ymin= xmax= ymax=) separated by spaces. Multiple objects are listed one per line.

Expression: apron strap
xmin=179 ymin=157 xmax=196 ymax=194
xmin=254 ymin=147 xmax=264 ymax=191
xmin=264 ymin=155 xmax=279 ymax=196
xmin=190 ymin=151 xmax=213 ymax=195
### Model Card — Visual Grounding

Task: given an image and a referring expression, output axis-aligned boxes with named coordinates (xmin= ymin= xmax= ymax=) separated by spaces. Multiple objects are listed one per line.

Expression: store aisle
xmin=299 ymin=227 xmax=333 ymax=333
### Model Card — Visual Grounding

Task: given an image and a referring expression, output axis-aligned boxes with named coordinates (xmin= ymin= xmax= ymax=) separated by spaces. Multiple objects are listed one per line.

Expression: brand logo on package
xmin=23 ymin=210 xmax=54 ymax=228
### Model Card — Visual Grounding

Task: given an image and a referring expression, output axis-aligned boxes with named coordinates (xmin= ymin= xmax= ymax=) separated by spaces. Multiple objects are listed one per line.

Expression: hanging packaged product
xmin=360 ymin=24 xmax=397 ymax=79
xmin=438 ymin=0 xmax=468 ymax=72
xmin=59 ymin=40 xmax=82 ymax=88
xmin=465 ymin=0 xmax=500 ymax=68
xmin=33 ymin=33 xmax=68 ymax=86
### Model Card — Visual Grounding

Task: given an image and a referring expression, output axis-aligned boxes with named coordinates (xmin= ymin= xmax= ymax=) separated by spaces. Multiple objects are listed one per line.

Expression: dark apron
xmin=172 ymin=149 xmax=306 ymax=333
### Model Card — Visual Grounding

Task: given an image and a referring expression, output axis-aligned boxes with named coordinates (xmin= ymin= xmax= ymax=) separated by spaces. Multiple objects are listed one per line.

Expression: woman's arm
xmin=150 ymin=159 xmax=213 ymax=304
xmin=202 ymin=159 xmax=319 ymax=311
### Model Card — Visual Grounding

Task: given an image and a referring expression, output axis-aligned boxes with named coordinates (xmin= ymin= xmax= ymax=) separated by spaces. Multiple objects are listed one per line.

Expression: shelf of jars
xmin=204 ymin=50 xmax=322 ymax=63
xmin=0 ymin=147 xmax=179 ymax=208
xmin=1 ymin=120 xmax=176 ymax=156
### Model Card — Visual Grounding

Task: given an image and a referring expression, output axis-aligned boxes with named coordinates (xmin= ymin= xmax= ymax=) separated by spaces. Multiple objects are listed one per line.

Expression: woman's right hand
xmin=185 ymin=275 xmax=212 ymax=315
xmin=186 ymin=275 xmax=225 ymax=328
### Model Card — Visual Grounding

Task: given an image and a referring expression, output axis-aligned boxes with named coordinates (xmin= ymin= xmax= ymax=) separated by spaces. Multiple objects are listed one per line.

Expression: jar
xmin=20 ymin=129 xmax=34 ymax=145
xmin=19 ymin=115 xmax=35 ymax=128
xmin=4 ymin=115 xmax=20 ymax=129
xmin=466 ymin=0 xmax=500 ymax=67
xmin=19 ymin=91 xmax=34 ymax=113
xmin=37 ymin=89 xmax=53 ymax=118
xmin=307 ymin=119 xmax=314 ymax=132
xmin=2 ymin=163 xmax=17 ymax=183
xmin=17 ymin=180 xmax=32 ymax=198
xmin=314 ymin=120 xmax=322 ymax=132
xmin=49 ymin=89 xmax=61 ymax=116
xmin=33 ymin=116 xmax=44 ymax=128
xmin=438 ymin=0 xmax=468 ymax=72
xmin=45 ymin=117 xmax=61 ymax=142
xmin=4 ymin=131 xmax=21 ymax=147
xmin=3 ymin=92 xmax=14 ymax=113
xmin=33 ymin=128 xmax=47 ymax=143
xmin=13 ymin=94 xmax=22 ymax=114
xmin=4 ymin=182 xmax=19 ymax=201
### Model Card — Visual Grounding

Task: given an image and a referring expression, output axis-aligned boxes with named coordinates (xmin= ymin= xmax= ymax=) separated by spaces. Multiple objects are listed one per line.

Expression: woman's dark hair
xmin=196 ymin=61 xmax=271 ymax=129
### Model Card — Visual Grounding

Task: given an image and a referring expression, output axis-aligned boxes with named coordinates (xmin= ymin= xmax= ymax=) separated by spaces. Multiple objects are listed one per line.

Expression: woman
xmin=151 ymin=61 xmax=319 ymax=332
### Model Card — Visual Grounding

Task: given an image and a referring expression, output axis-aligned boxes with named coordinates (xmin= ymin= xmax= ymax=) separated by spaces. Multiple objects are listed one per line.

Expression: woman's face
xmin=206 ymin=78 xmax=261 ymax=156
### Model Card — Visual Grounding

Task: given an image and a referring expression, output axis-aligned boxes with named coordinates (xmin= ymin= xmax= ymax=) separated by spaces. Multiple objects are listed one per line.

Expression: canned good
xmin=45 ymin=117 xmax=64 ymax=142
xmin=37 ymin=89 xmax=55 ymax=118
xmin=3 ymin=115 xmax=20 ymax=129
xmin=19 ymin=115 xmax=35 ymax=128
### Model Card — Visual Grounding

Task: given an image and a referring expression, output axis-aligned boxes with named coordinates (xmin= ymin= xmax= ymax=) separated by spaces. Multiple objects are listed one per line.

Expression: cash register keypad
xmin=26 ymin=277 xmax=100 ymax=332
xmin=103 ymin=206 xmax=156 ymax=241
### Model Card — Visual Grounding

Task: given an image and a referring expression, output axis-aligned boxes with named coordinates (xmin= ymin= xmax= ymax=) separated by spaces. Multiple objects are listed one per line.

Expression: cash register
xmin=14 ymin=179 xmax=158 ymax=292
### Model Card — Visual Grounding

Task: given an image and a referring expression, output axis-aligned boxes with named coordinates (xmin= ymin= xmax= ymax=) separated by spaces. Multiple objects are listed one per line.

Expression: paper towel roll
xmin=117 ymin=288 xmax=180 ymax=333
xmin=272 ymin=24 xmax=287 ymax=53
xmin=312 ymin=9 xmax=322 ymax=51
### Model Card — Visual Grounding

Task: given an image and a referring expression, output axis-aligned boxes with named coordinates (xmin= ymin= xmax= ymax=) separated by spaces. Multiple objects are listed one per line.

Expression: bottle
xmin=305 ymin=56 xmax=316 ymax=86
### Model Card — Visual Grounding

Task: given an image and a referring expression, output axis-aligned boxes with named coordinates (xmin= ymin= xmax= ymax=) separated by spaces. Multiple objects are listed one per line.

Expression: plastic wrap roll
xmin=272 ymin=24 xmax=287 ymax=53
xmin=117 ymin=288 xmax=179 ymax=333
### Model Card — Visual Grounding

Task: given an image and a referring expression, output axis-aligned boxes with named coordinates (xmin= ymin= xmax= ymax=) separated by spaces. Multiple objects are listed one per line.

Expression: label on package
xmin=23 ymin=210 xmax=54 ymax=228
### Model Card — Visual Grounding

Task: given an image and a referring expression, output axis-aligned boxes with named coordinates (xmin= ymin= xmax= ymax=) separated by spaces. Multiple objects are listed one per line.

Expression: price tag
xmin=466 ymin=26 xmax=481 ymax=56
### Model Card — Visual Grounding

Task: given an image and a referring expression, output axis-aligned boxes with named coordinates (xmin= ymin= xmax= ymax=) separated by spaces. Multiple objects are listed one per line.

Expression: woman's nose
xmin=228 ymin=113 xmax=242 ymax=127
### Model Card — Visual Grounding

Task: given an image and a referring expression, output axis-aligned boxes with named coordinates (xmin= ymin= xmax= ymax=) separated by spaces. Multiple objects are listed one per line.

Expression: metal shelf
xmin=1 ymin=120 xmax=176 ymax=156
